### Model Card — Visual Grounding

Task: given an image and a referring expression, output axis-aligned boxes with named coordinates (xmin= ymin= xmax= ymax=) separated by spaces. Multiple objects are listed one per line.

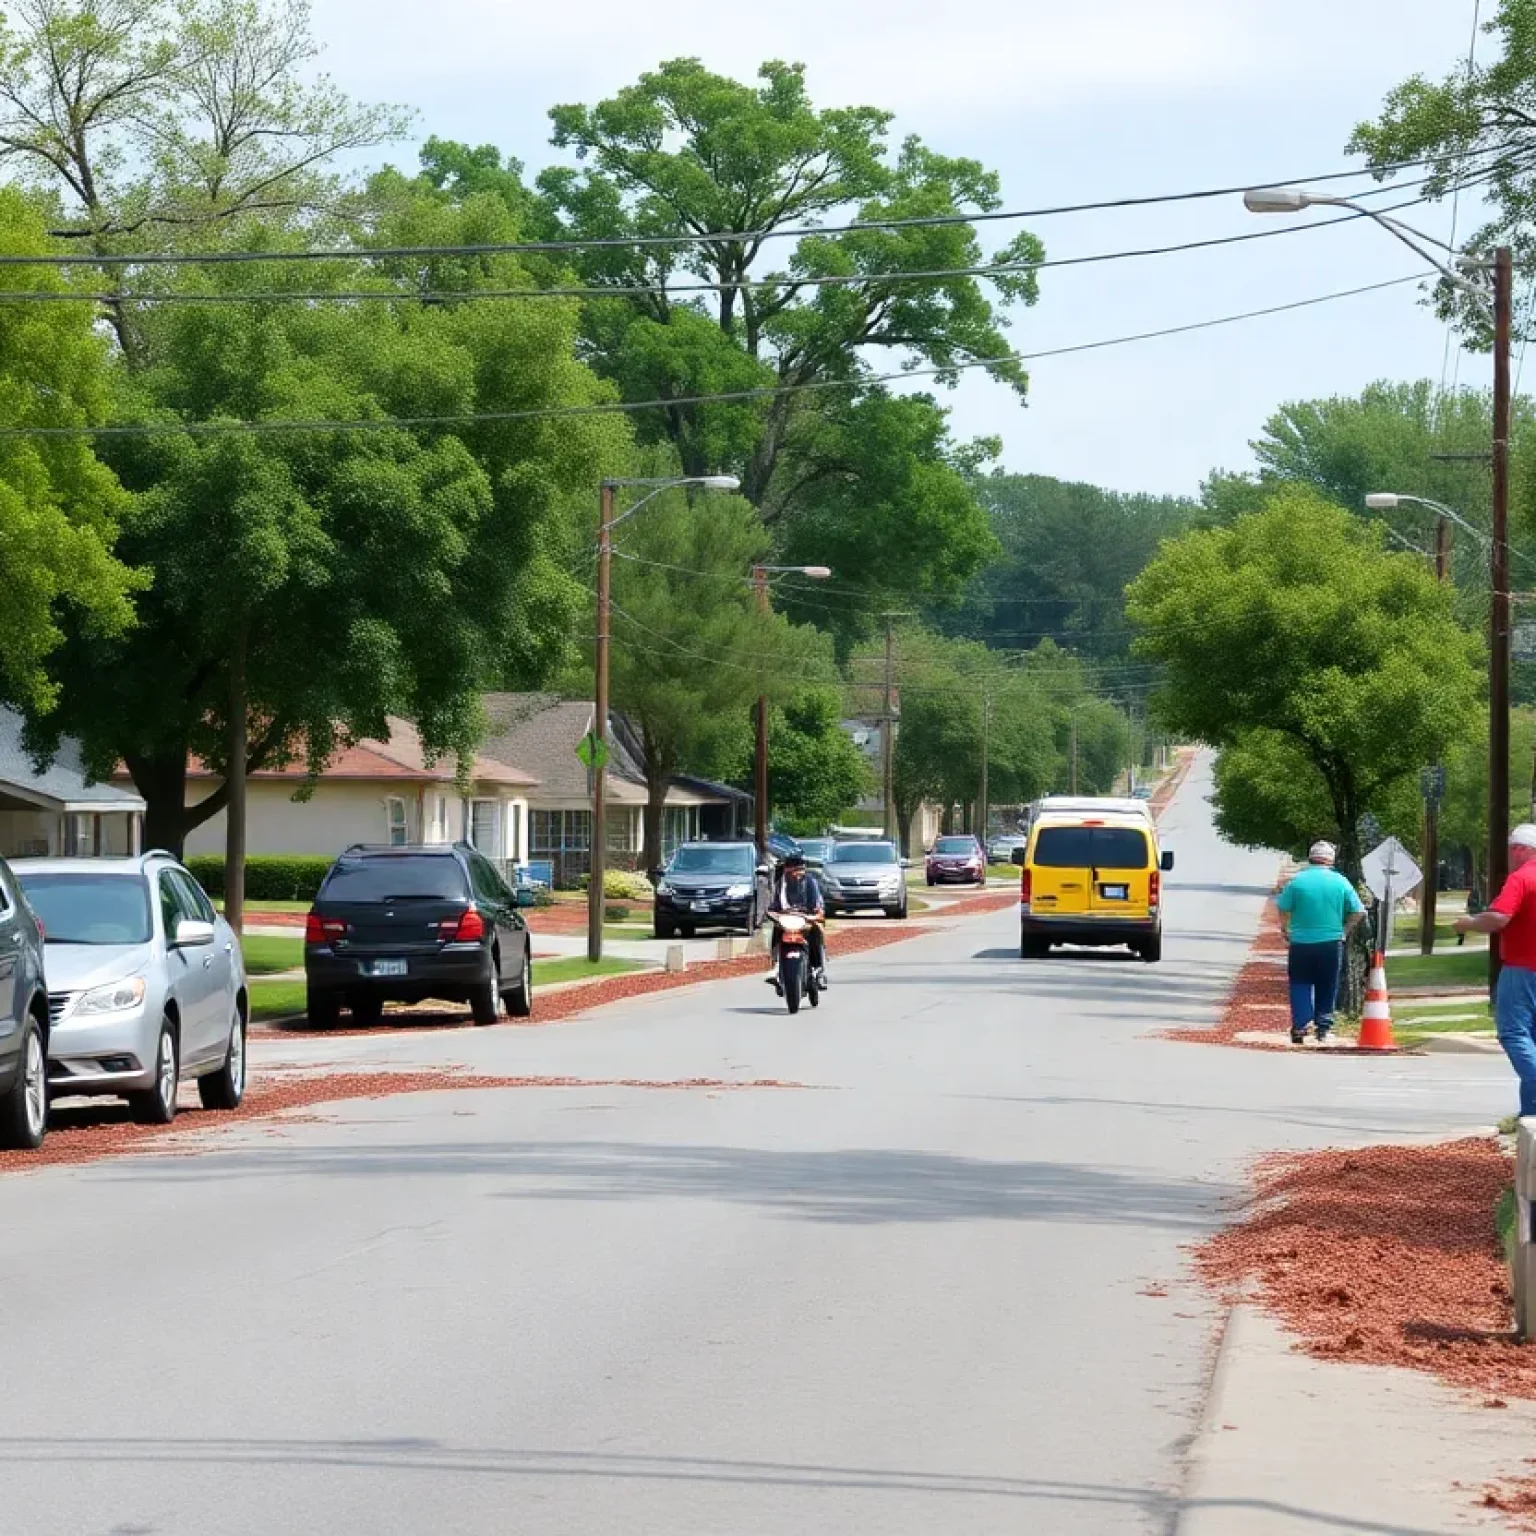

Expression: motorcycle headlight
xmin=73 ymin=976 xmax=147 ymax=1016
xmin=725 ymin=883 xmax=752 ymax=899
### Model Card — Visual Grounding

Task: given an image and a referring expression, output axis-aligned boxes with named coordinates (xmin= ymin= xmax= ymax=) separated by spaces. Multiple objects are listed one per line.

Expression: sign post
xmin=1362 ymin=836 xmax=1424 ymax=956
xmin=1419 ymin=766 xmax=1446 ymax=956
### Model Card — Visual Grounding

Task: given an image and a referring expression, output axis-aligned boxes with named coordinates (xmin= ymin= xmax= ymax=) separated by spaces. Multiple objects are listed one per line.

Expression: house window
xmin=385 ymin=796 xmax=408 ymax=847
xmin=470 ymin=799 xmax=501 ymax=858
xmin=530 ymin=810 xmax=591 ymax=855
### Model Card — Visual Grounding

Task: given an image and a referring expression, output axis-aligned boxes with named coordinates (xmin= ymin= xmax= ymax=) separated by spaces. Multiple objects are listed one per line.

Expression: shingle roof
xmin=480 ymin=693 xmax=649 ymax=805
xmin=0 ymin=709 xmax=145 ymax=811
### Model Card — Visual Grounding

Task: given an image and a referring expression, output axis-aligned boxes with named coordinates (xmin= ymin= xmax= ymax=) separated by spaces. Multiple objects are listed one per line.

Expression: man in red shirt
xmin=1456 ymin=824 xmax=1536 ymax=1117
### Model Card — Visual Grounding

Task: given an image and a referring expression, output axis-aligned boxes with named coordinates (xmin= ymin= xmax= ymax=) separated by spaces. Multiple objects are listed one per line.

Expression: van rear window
xmin=1033 ymin=826 xmax=1150 ymax=869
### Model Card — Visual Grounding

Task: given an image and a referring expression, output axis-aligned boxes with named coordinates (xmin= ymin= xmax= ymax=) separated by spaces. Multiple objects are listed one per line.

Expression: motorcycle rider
xmin=765 ymin=849 xmax=828 ymax=993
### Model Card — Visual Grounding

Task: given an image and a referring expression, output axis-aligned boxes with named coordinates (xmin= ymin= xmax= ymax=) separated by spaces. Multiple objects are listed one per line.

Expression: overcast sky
xmin=308 ymin=0 xmax=1493 ymax=498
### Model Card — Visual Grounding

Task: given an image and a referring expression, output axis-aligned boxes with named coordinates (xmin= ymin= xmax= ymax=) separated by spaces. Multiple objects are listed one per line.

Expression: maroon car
xmin=925 ymin=835 xmax=986 ymax=887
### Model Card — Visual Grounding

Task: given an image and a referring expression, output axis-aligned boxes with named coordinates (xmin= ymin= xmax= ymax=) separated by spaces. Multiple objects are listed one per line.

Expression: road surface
xmin=0 ymin=756 xmax=1511 ymax=1534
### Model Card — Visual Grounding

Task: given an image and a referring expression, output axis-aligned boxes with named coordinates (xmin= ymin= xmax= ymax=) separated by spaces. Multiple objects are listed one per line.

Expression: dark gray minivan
xmin=0 ymin=854 xmax=49 ymax=1149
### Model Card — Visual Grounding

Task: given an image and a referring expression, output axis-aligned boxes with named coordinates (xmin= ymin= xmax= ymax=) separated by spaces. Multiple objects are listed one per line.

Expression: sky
xmin=307 ymin=0 xmax=1494 ymax=498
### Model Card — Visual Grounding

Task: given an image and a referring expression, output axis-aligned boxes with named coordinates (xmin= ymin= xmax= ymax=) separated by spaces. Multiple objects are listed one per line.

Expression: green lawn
xmin=536 ymin=956 xmax=641 ymax=985
xmin=219 ymin=898 xmax=311 ymax=915
xmin=1384 ymin=949 xmax=1491 ymax=991
xmin=248 ymin=978 xmax=307 ymax=1021
xmin=240 ymin=933 xmax=303 ymax=975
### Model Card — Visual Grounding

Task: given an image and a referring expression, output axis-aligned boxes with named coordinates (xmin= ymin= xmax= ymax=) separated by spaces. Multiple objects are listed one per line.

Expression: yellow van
xmin=1017 ymin=807 xmax=1173 ymax=963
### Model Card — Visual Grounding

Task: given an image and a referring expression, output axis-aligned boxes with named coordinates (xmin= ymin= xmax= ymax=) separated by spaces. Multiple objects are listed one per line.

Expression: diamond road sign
xmin=575 ymin=732 xmax=609 ymax=772
xmin=1361 ymin=836 xmax=1423 ymax=903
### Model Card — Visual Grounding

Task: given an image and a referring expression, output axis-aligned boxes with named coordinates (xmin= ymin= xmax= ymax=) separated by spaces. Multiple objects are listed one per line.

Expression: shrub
xmin=577 ymin=869 xmax=654 ymax=901
xmin=604 ymin=903 xmax=633 ymax=922
xmin=184 ymin=854 xmax=336 ymax=903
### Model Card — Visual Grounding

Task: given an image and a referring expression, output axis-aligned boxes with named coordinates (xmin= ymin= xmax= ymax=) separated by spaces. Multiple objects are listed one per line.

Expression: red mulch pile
xmin=928 ymin=891 xmax=1018 ymax=919
xmin=1159 ymin=897 xmax=1290 ymax=1050
xmin=1 ymin=1070 xmax=810 ymax=1175
xmin=1197 ymin=1139 xmax=1530 ymax=1394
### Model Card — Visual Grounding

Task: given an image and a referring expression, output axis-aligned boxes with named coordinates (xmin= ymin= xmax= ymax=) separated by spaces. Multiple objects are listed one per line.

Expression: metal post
xmin=979 ymin=688 xmax=990 ymax=846
xmin=882 ymin=616 xmax=896 ymax=842
xmin=1421 ymin=520 xmax=1451 ymax=957
xmin=589 ymin=482 xmax=614 ymax=964
xmin=754 ymin=565 xmax=770 ymax=855
xmin=1492 ymin=245 xmax=1514 ymax=989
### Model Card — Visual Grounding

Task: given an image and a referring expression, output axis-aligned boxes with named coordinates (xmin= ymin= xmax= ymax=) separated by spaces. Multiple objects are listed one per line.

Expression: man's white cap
xmin=1309 ymin=841 xmax=1337 ymax=864
xmin=1510 ymin=824 xmax=1536 ymax=849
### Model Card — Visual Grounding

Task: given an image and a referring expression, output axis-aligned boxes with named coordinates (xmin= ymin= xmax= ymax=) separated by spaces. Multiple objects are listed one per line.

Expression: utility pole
xmin=1421 ymin=519 xmax=1451 ymax=957
xmin=1492 ymin=244 xmax=1514 ymax=988
xmin=1070 ymin=716 xmax=1079 ymax=795
xmin=753 ymin=565 xmax=770 ymax=855
xmin=880 ymin=612 xmax=913 ymax=844
xmin=978 ymin=687 xmax=990 ymax=844
xmin=588 ymin=481 xmax=614 ymax=965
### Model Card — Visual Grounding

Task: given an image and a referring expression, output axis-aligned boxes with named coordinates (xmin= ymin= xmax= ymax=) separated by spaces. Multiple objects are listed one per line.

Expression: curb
xmin=1173 ymin=1298 xmax=1243 ymax=1535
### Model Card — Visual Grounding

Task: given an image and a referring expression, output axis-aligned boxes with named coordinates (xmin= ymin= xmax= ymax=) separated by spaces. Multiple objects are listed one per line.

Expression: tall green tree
xmin=754 ymin=686 xmax=869 ymax=834
xmin=1127 ymin=487 xmax=1484 ymax=881
xmin=0 ymin=189 xmax=142 ymax=713
xmin=527 ymin=59 xmax=1038 ymax=635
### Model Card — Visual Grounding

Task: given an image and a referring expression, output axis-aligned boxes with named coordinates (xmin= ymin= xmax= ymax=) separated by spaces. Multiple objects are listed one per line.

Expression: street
xmin=0 ymin=757 xmax=1513 ymax=1535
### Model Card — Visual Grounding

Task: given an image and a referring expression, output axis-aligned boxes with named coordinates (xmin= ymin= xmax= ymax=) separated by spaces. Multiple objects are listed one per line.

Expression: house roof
xmin=0 ymin=709 xmax=146 ymax=814
xmin=481 ymin=694 xmax=736 ymax=808
xmin=140 ymin=717 xmax=538 ymax=791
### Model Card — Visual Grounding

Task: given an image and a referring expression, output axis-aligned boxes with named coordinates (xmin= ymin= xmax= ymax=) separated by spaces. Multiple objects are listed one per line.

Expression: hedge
xmin=185 ymin=855 xmax=335 ymax=903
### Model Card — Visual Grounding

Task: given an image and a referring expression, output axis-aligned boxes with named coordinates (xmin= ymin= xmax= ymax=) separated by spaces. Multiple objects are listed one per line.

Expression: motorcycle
xmin=768 ymin=909 xmax=823 ymax=1014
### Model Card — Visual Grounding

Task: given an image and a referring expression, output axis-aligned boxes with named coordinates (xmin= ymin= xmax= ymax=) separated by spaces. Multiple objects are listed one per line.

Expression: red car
xmin=925 ymin=835 xmax=986 ymax=887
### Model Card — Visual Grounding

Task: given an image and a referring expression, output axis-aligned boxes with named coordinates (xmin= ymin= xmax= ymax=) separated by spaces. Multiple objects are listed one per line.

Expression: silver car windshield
xmin=17 ymin=873 xmax=152 ymax=944
xmin=670 ymin=847 xmax=754 ymax=875
xmin=831 ymin=842 xmax=898 ymax=864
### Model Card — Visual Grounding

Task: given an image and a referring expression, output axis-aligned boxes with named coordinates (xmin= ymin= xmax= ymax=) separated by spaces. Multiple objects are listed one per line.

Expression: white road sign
xmin=1361 ymin=836 xmax=1423 ymax=903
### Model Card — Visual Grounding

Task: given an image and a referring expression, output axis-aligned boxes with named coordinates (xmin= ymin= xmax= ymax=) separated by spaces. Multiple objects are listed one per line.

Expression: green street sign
xmin=575 ymin=732 xmax=609 ymax=772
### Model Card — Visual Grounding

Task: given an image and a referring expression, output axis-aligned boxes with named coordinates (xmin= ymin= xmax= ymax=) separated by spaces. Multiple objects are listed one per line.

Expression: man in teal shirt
xmin=1276 ymin=841 xmax=1365 ymax=1045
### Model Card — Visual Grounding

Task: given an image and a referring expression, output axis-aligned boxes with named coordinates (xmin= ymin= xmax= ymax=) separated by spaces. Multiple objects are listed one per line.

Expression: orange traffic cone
xmin=1357 ymin=951 xmax=1397 ymax=1050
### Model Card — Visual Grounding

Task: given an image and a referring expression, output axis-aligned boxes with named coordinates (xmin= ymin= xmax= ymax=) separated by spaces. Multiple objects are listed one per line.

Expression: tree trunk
xmin=224 ymin=623 xmax=249 ymax=935
xmin=134 ymin=748 xmax=193 ymax=859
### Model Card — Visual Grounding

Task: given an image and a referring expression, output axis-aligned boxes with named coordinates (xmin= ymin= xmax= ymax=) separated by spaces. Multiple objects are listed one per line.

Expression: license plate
xmin=1102 ymin=885 xmax=1129 ymax=901
xmin=369 ymin=959 xmax=408 ymax=977
xmin=691 ymin=900 xmax=712 ymax=913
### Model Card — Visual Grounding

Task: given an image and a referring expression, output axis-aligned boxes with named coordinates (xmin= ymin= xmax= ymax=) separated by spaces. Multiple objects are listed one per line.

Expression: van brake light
xmin=1149 ymin=871 xmax=1161 ymax=909
xmin=1020 ymin=867 xmax=1033 ymax=904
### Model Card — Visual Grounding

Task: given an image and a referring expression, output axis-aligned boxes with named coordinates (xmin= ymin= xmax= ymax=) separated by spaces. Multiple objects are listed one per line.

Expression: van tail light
xmin=440 ymin=907 xmax=486 ymax=943
xmin=305 ymin=913 xmax=349 ymax=944
xmin=1020 ymin=867 xmax=1033 ymax=905
xmin=1149 ymin=871 xmax=1161 ymax=909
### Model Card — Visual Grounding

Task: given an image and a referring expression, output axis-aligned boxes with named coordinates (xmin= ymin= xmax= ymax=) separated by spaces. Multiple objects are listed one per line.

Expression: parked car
xmin=304 ymin=843 xmax=535 ymax=1028
xmin=0 ymin=854 xmax=49 ymax=1149
xmin=796 ymin=838 xmax=836 ymax=870
xmin=1131 ymin=785 xmax=1154 ymax=801
xmin=765 ymin=831 xmax=802 ymax=866
xmin=653 ymin=841 xmax=771 ymax=938
xmin=925 ymin=835 xmax=986 ymax=887
xmin=821 ymin=840 xmax=909 ymax=920
xmin=987 ymin=834 xmax=1027 ymax=864
xmin=13 ymin=853 xmax=247 ymax=1124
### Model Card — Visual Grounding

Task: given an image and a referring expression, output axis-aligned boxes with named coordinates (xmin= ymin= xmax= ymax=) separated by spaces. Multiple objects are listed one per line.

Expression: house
xmin=0 ymin=709 xmax=146 ymax=858
xmin=153 ymin=718 xmax=539 ymax=866
xmin=481 ymin=693 xmax=750 ymax=886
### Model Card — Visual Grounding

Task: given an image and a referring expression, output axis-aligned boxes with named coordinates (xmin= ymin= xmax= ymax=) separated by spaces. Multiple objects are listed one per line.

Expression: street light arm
xmin=1368 ymin=491 xmax=1487 ymax=542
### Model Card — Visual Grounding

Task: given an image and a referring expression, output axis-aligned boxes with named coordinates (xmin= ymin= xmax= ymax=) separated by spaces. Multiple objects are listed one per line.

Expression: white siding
xmin=183 ymin=781 xmax=418 ymax=857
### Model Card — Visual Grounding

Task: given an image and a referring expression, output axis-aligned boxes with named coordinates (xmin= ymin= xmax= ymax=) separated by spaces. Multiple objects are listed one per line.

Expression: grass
xmin=218 ymin=898 xmax=310 ymax=915
xmin=536 ymin=956 xmax=641 ymax=985
xmin=239 ymin=933 xmax=303 ymax=975
xmin=1392 ymin=917 xmax=1468 ymax=947
xmin=1498 ymin=1187 xmax=1517 ymax=1274
xmin=1501 ymin=1115 xmax=1522 ymax=1136
xmin=1383 ymin=948 xmax=1491 ymax=991
xmin=248 ymin=978 xmax=307 ymax=1021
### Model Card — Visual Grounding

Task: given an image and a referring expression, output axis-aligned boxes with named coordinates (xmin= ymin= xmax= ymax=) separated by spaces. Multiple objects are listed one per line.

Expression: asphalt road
xmin=0 ymin=756 xmax=1513 ymax=1536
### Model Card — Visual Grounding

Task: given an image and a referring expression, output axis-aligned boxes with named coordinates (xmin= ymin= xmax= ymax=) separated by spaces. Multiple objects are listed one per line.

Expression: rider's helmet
xmin=782 ymin=849 xmax=807 ymax=871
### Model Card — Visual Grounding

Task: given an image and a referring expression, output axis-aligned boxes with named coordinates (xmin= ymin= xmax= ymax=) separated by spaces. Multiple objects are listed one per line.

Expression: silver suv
xmin=12 ymin=853 xmax=248 ymax=1124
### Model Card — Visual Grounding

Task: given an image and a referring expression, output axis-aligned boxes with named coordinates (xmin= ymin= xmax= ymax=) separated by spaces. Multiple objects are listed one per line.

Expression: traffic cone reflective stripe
xmin=1358 ymin=950 xmax=1397 ymax=1050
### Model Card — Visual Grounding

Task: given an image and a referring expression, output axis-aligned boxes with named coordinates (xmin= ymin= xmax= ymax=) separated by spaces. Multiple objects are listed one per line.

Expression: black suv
xmin=304 ymin=844 xmax=536 ymax=1028
xmin=652 ymin=841 xmax=772 ymax=938
xmin=0 ymin=854 xmax=49 ymax=1149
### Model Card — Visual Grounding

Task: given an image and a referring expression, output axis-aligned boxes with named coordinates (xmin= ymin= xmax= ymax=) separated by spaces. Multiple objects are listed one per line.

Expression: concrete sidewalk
xmin=1177 ymin=1304 xmax=1532 ymax=1534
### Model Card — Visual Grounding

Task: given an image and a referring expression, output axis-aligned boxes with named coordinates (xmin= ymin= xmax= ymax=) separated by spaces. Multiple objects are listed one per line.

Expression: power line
xmin=0 ymin=180 xmax=1481 ymax=307
xmin=0 ymin=152 xmax=1484 ymax=269
xmin=0 ymin=272 xmax=1427 ymax=441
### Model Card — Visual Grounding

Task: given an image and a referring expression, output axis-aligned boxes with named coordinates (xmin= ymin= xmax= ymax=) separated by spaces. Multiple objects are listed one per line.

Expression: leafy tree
xmin=528 ymin=59 xmax=1038 ymax=633
xmin=757 ymin=686 xmax=870 ymax=834
xmin=1126 ymin=487 xmax=1483 ymax=882
xmin=604 ymin=487 xmax=813 ymax=859
xmin=0 ymin=189 xmax=142 ymax=713
xmin=938 ymin=472 xmax=1197 ymax=659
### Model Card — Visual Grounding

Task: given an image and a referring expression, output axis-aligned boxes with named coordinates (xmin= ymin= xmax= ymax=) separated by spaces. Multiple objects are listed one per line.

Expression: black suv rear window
xmin=1033 ymin=826 xmax=1150 ymax=870
xmin=320 ymin=854 xmax=468 ymax=902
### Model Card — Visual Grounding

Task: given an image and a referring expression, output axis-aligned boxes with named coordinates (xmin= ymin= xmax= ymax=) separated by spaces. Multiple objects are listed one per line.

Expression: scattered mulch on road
xmin=925 ymin=890 xmax=1018 ymax=919
xmin=1 ymin=1070 xmax=812 ymax=1175
xmin=1159 ymin=899 xmax=1290 ymax=1051
xmin=1196 ymin=1139 xmax=1532 ymax=1397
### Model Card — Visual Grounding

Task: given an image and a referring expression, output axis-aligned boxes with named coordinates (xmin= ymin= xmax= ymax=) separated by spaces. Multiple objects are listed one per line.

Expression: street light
xmin=1365 ymin=492 xmax=1465 ymax=580
xmin=1248 ymin=184 xmax=1513 ymax=986
xmin=590 ymin=473 xmax=741 ymax=962
xmin=751 ymin=564 xmax=832 ymax=852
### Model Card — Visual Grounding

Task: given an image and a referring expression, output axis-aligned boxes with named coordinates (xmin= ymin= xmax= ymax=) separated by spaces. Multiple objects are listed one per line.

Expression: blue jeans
xmin=1495 ymin=964 xmax=1536 ymax=1119
xmin=1287 ymin=941 xmax=1343 ymax=1035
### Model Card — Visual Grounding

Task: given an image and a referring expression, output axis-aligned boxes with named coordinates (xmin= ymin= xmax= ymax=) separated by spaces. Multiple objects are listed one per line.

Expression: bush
xmin=185 ymin=854 xmax=336 ymax=903
xmin=604 ymin=903 xmax=633 ymax=922
xmin=577 ymin=868 xmax=654 ymax=901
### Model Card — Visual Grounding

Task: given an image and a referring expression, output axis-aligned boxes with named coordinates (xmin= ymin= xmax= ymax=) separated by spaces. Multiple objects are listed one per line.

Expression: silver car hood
xmin=823 ymin=864 xmax=901 ymax=879
xmin=43 ymin=941 xmax=156 ymax=993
